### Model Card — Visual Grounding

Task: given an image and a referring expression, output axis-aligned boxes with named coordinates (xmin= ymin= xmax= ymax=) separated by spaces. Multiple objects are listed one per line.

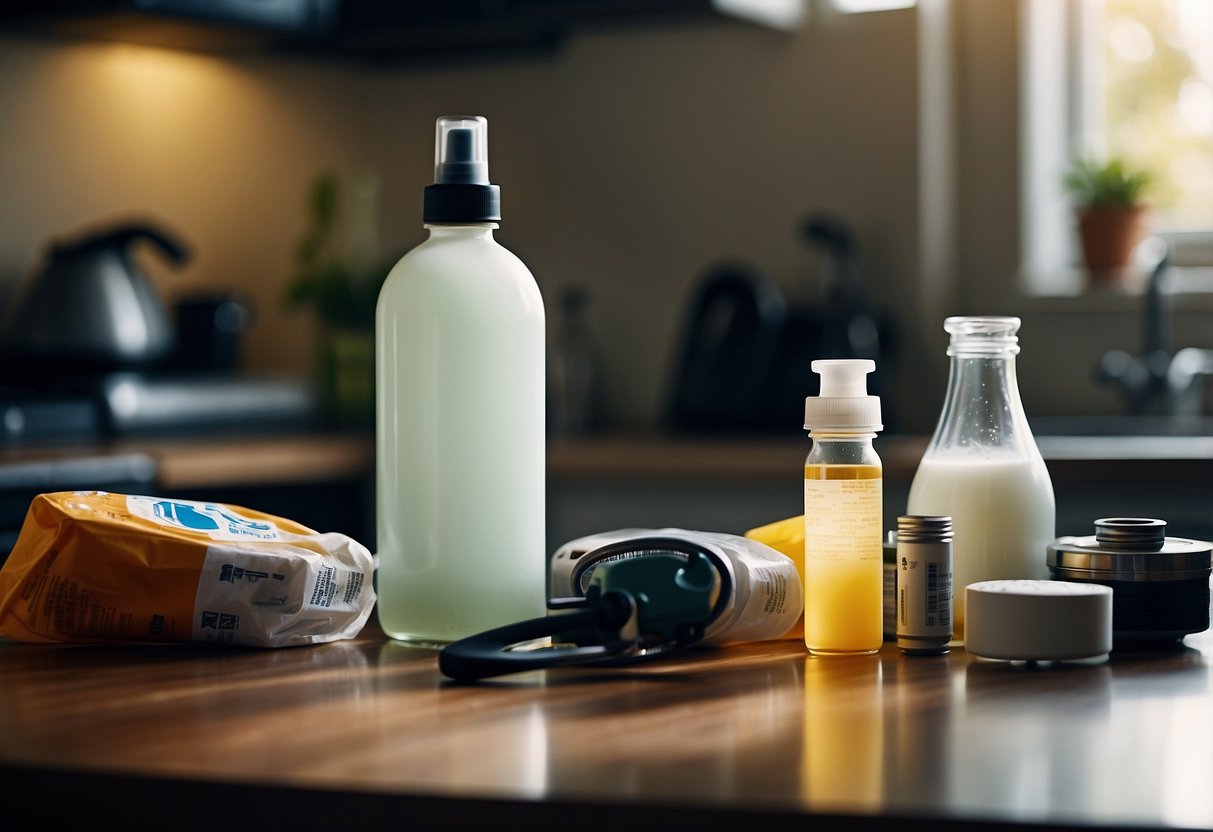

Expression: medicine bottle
xmin=376 ymin=116 xmax=546 ymax=646
xmin=803 ymin=359 xmax=884 ymax=655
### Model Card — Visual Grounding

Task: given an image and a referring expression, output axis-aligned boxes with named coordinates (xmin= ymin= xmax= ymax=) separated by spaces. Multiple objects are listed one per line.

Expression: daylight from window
xmin=1092 ymin=0 xmax=1213 ymax=231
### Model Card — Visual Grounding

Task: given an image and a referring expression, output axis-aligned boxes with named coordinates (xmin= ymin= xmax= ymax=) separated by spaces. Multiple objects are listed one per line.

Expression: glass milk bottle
xmin=376 ymin=116 xmax=546 ymax=646
xmin=906 ymin=317 xmax=1055 ymax=638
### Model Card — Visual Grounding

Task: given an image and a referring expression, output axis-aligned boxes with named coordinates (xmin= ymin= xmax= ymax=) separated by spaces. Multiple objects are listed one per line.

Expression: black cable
xmin=438 ymin=590 xmax=641 ymax=682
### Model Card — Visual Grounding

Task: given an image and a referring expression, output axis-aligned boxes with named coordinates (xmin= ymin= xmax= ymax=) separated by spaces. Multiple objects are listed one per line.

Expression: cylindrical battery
xmin=896 ymin=515 xmax=953 ymax=654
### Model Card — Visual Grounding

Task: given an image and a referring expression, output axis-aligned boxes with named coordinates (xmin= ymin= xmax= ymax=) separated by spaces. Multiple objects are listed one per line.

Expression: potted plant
xmin=1062 ymin=155 xmax=1152 ymax=286
xmin=284 ymin=170 xmax=395 ymax=428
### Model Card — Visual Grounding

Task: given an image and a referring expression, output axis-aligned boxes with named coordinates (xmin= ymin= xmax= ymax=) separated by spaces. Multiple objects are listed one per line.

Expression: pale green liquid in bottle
xmin=375 ymin=224 xmax=546 ymax=645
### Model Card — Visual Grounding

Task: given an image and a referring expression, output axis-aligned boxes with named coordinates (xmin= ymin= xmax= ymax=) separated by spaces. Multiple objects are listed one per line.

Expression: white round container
xmin=965 ymin=579 xmax=1112 ymax=661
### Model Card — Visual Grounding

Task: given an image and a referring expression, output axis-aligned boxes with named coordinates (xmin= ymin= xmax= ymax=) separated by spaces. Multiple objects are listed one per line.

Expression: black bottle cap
xmin=423 ymin=183 xmax=501 ymax=223
xmin=423 ymin=117 xmax=502 ymax=223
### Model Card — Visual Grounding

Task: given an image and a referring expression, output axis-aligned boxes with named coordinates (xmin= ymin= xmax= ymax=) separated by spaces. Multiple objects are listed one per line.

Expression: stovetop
xmin=0 ymin=372 xmax=319 ymax=444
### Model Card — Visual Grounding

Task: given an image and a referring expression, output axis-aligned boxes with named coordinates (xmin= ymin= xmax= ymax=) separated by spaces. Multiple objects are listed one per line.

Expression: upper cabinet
xmin=0 ymin=0 xmax=806 ymax=65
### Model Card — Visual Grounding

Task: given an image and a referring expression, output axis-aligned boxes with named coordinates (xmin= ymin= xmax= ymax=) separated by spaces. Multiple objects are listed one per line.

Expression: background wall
xmin=0 ymin=10 xmax=933 ymax=432
xmin=0 ymin=38 xmax=374 ymax=377
xmin=2 ymin=4 xmax=1204 ymax=435
xmin=366 ymin=11 xmax=925 ymax=429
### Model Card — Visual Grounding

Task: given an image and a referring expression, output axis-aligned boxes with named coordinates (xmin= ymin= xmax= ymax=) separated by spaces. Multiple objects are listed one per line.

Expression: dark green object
xmin=284 ymin=170 xmax=395 ymax=331
xmin=563 ymin=552 xmax=718 ymax=647
xmin=439 ymin=547 xmax=724 ymax=682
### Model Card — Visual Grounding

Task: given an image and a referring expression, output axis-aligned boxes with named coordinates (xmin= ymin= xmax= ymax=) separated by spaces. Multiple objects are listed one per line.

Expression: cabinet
xmin=0 ymin=0 xmax=805 ymax=64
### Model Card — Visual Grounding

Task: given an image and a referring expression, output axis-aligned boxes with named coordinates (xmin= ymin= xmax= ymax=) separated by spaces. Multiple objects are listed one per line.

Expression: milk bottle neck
xmin=927 ymin=350 xmax=1036 ymax=456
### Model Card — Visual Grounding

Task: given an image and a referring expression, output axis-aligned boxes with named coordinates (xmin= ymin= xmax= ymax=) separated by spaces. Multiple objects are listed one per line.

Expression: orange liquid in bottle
xmin=803 ymin=463 xmax=883 ymax=655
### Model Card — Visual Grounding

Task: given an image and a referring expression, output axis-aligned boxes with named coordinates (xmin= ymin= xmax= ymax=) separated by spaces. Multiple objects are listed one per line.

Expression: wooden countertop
xmin=548 ymin=434 xmax=929 ymax=481
xmin=3 ymin=623 xmax=1212 ymax=830
xmin=0 ymin=431 xmax=1210 ymax=491
xmin=550 ymin=434 xmax=1213 ymax=483
xmin=0 ymin=433 xmax=376 ymax=491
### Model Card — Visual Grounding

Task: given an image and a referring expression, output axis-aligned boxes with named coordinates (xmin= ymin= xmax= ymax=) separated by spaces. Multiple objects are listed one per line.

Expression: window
xmin=1022 ymin=0 xmax=1213 ymax=294
xmin=1078 ymin=0 xmax=1213 ymax=233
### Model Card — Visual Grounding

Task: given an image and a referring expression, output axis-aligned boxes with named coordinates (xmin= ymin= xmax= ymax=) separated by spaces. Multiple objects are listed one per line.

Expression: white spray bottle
xmin=376 ymin=115 xmax=546 ymax=645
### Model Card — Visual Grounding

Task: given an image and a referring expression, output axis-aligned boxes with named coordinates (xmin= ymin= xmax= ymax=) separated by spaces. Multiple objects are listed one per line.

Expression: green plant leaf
xmin=283 ymin=169 xmax=390 ymax=330
xmin=1062 ymin=154 xmax=1152 ymax=208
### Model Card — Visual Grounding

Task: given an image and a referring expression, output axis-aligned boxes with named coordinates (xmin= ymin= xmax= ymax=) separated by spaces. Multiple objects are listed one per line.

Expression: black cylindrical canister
xmin=1047 ymin=518 xmax=1212 ymax=648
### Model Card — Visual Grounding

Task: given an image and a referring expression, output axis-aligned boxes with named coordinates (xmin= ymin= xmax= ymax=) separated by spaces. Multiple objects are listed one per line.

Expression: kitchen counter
xmin=3 ymin=624 xmax=1213 ymax=830
xmin=547 ymin=433 xmax=1213 ymax=481
xmin=2 ymin=431 xmax=1212 ymax=491
xmin=0 ymin=433 xmax=380 ymax=560
xmin=3 ymin=430 xmax=1211 ymax=552
xmin=543 ymin=433 xmax=1213 ymax=544
xmin=0 ymin=433 xmax=375 ymax=491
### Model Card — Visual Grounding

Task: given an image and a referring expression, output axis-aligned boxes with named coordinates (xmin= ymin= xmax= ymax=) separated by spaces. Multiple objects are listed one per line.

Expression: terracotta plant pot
xmin=1077 ymin=205 xmax=1147 ymax=285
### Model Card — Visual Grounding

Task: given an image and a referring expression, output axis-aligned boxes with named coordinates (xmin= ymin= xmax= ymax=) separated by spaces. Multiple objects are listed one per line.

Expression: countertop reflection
xmin=2 ymin=626 xmax=1212 ymax=830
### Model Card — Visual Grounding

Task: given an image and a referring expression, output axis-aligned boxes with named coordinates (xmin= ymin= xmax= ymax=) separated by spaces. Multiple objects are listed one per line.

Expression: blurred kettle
xmin=0 ymin=222 xmax=189 ymax=376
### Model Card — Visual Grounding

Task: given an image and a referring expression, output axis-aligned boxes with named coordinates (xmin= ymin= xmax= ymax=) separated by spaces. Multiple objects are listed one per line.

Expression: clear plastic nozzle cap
xmin=804 ymin=359 xmax=882 ymax=432
xmin=815 ymin=359 xmax=875 ymax=398
xmin=434 ymin=115 xmax=490 ymax=185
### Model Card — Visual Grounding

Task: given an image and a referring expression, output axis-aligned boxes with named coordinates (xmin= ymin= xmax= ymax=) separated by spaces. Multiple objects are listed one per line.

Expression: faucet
xmin=1096 ymin=237 xmax=1173 ymax=415
xmin=1168 ymin=346 xmax=1213 ymax=417
xmin=1097 ymin=237 xmax=1213 ymax=419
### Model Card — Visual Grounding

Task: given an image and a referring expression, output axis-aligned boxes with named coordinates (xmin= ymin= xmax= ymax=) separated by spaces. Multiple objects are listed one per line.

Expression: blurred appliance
xmin=0 ymin=371 xmax=318 ymax=445
xmin=666 ymin=213 xmax=895 ymax=435
xmin=95 ymin=372 xmax=316 ymax=436
xmin=0 ymin=389 xmax=103 ymax=444
xmin=174 ymin=292 xmax=253 ymax=373
xmin=762 ymin=213 xmax=896 ymax=431
xmin=0 ymin=221 xmax=187 ymax=376
xmin=666 ymin=262 xmax=787 ymax=433
xmin=0 ymin=221 xmax=316 ymax=442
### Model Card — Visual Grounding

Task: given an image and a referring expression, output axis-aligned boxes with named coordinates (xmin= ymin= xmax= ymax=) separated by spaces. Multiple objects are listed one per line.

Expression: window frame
xmin=1020 ymin=0 xmax=1213 ymax=298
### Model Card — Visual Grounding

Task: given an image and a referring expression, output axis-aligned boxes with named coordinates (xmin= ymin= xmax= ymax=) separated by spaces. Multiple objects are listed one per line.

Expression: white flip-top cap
xmin=804 ymin=359 xmax=883 ymax=432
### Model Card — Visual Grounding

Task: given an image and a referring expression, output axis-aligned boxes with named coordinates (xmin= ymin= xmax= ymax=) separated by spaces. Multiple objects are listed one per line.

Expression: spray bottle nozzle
xmin=424 ymin=115 xmax=501 ymax=223
xmin=434 ymin=116 xmax=490 ymax=185
xmin=446 ymin=128 xmax=473 ymax=159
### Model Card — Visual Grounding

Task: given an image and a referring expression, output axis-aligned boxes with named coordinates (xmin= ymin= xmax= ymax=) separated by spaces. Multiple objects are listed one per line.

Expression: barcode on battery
xmin=929 ymin=563 xmax=953 ymax=627
xmin=939 ymin=567 xmax=952 ymax=626
xmin=926 ymin=562 xmax=937 ymax=625
xmin=926 ymin=562 xmax=946 ymax=630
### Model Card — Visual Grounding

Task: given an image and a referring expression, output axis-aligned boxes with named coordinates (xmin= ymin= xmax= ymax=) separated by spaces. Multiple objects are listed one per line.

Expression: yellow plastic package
xmin=745 ymin=514 xmax=805 ymax=639
xmin=0 ymin=491 xmax=376 ymax=647
xmin=745 ymin=514 xmax=804 ymax=583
